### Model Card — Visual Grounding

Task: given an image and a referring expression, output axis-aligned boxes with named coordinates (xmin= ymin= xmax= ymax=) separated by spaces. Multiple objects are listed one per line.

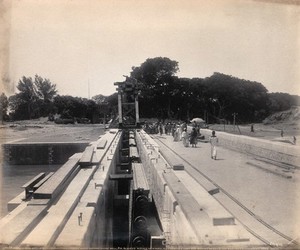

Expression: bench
xmin=22 ymin=173 xmax=46 ymax=199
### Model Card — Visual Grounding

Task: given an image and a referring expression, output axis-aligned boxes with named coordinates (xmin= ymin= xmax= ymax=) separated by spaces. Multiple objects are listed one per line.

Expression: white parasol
xmin=190 ymin=118 xmax=205 ymax=124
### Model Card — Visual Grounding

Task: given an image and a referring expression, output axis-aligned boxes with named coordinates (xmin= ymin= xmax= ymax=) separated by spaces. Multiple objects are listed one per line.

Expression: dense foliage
xmin=129 ymin=58 xmax=299 ymax=123
xmin=7 ymin=75 xmax=57 ymax=120
xmin=1 ymin=57 xmax=299 ymax=123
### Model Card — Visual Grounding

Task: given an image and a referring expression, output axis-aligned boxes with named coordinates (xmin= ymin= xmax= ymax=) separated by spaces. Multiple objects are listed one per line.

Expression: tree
xmin=0 ymin=93 xmax=8 ymax=123
xmin=35 ymin=75 xmax=57 ymax=102
xmin=15 ymin=76 xmax=38 ymax=119
xmin=8 ymin=75 xmax=58 ymax=120
xmin=92 ymin=94 xmax=107 ymax=104
xmin=8 ymin=94 xmax=28 ymax=120
xmin=202 ymin=73 xmax=269 ymax=123
xmin=130 ymin=57 xmax=179 ymax=120
xmin=34 ymin=75 xmax=58 ymax=116
xmin=267 ymin=92 xmax=298 ymax=113
xmin=53 ymin=95 xmax=99 ymax=121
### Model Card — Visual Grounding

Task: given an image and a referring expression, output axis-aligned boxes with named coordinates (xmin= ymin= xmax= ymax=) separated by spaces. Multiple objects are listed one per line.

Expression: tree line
xmin=130 ymin=57 xmax=300 ymax=123
xmin=1 ymin=57 xmax=299 ymax=124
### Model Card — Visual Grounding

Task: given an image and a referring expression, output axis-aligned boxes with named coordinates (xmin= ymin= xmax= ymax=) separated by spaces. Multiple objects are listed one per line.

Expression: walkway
xmin=152 ymin=134 xmax=300 ymax=245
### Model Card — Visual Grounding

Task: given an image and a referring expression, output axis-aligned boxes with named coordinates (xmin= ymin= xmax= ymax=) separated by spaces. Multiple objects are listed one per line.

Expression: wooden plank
xmin=33 ymin=172 xmax=54 ymax=191
xmin=21 ymin=167 xmax=96 ymax=247
xmin=110 ymin=174 xmax=133 ymax=180
xmin=28 ymin=199 xmax=50 ymax=206
xmin=79 ymin=146 xmax=94 ymax=167
xmin=129 ymin=131 xmax=135 ymax=139
xmin=7 ymin=192 xmax=25 ymax=212
xmin=33 ymin=157 xmax=79 ymax=199
xmin=0 ymin=206 xmax=47 ymax=246
xmin=22 ymin=173 xmax=46 ymax=199
xmin=130 ymin=147 xmax=139 ymax=159
xmin=97 ymin=139 xmax=107 ymax=149
xmin=22 ymin=173 xmax=45 ymax=189
xmin=129 ymin=138 xmax=136 ymax=146
xmin=132 ymin=163 xmax=149 ymax=191
xmin=173 ymin=164 xmax=185 ymax=171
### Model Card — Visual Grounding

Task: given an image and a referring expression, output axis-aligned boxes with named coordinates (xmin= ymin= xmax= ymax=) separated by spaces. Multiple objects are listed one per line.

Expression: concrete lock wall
xmin=53 ymin=130 xmax=121 ymax=248
xmin=3 ymin=143 xmax=89 ymax=165
xmin=135 ymin=131 xmax=201 ymax=246
xmin=200 ymin=129 xmax=299 ymax=166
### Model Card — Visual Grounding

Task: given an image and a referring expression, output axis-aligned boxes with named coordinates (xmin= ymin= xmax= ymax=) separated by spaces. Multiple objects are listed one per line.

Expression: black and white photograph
xmin=0 ymin=0 xmax=300 ymax=248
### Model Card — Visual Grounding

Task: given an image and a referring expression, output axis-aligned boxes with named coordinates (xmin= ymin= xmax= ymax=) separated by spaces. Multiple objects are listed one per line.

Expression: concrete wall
xmin=200 ymin=129 xmax=299 ymax=166
xmin=135 ymin=130 xmax=202 ymax=247
xmin=3 ymin=142 xmax=89 ymax=165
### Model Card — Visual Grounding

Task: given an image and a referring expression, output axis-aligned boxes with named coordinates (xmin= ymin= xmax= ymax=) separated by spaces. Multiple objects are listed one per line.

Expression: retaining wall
xmin=200 ymin=129 xmax=299 ymax=166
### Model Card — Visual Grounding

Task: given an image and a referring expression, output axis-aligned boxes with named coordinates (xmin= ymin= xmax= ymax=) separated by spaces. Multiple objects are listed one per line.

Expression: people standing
xmin=171 ymin=123 xmax=176 ymax=137
xmin=181 ymin=128 xmax=189 ymax=147
xmin=159 ymin=123 xmax=163 ymax=136
xmin=189 ymin=127 xmax=198 ymax=147
xmin=179 ymin=122 xmax=187 ymax=140
xmin=209 ymin=130 xmax=218 ymax=160
xmin=173 ymin=125 xmax=181 ymax=142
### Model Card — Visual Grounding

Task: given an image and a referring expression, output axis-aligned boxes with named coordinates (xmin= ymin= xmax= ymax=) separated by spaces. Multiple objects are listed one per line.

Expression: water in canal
xmin=0 ymin=163 xmax=62 ymax=218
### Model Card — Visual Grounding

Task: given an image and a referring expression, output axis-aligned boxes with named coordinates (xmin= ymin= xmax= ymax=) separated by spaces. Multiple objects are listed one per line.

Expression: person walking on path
xmin=181 ymin=128 xmax=189 ymax=147
xmin=209 ymin=130 xmax=218 ymax=160
xmin=189 ymin=127 xmax=198 ymax=147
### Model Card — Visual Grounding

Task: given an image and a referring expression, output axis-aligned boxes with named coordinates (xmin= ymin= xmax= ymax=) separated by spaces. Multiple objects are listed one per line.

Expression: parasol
xmin=190 ymin=118 xmax=205 ymax=124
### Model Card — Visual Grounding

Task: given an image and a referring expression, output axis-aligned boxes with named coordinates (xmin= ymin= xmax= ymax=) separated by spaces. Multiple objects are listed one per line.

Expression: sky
xmin=2 ymin=0 xmax=300 ymax=98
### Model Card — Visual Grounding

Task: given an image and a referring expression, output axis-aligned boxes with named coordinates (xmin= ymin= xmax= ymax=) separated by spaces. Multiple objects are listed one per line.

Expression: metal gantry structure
xmin=114 ymin=76 xmax=142 ymax=129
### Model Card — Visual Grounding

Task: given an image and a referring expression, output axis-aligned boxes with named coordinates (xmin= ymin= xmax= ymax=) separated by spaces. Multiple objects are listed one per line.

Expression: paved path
xmin=152 ymin=134 xmax=300 ymax=245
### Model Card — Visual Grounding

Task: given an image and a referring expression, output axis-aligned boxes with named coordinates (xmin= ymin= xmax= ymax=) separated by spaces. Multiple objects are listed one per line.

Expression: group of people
xmin=142 ymin=120 xmax=219 ymax=159
xmin=176 ymin=127 xmax=198 ymax=148
xmin=172 ymin=122 xmax=199 ymax=146
xmin=143 ymin=121 xmax=178 ymax=135
xmin=179 ymin=128 xmax=219 ymax=160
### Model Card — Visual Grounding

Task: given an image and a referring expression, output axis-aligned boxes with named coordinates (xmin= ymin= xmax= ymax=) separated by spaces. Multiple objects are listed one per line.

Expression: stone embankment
xmin=200 ymin=129 xmax=299 ymax=167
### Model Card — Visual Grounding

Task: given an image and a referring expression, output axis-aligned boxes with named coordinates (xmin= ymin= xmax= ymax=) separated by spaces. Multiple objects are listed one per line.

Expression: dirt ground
xmin=0 ymin=119 xmax=105 ymax=145
xmin=209 ymin=122 xmax=300 ymax=140
xmin=0 ymin=117 xmax=299 ymax=145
